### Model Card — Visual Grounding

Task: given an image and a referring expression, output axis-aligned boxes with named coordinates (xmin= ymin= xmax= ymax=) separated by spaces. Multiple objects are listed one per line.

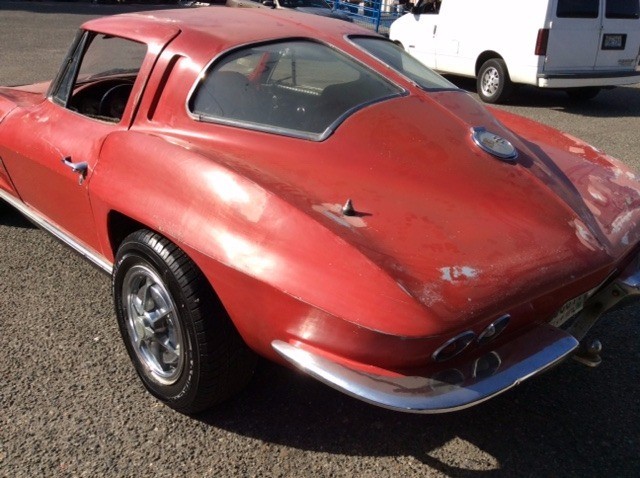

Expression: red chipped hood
xmin=188 ymin=91 xmax=640 ymax=330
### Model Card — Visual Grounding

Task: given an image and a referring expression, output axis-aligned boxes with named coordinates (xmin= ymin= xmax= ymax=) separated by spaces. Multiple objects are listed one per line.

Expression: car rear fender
xmin=89 ymin=131 xmax=440 ymax=340
xmin=489 ymin=105 xmax=640 ymax=259
xmin=0 ymin=91 xmax=18 ymax=124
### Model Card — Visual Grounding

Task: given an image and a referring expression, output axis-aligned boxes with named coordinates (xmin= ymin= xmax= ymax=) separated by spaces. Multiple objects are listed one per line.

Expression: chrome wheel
xmin=122 ymin=264 xmax=184 ymax=386
xmin=114 ymin=230 xmax=256 ymax=413
xmin=477 ymin=59 xmax=512 ymax=104
xmin=480 ymin=66 xmax=500 ymax=98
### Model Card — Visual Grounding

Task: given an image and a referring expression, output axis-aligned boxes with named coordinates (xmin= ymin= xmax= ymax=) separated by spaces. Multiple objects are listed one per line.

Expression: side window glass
xmin=350 ymin=37 xmax=456 ymax=90
xmin=51 ymin=32 xmax=147 ymax=123
xmin=51 ymin=31 xmax=87 ymax=107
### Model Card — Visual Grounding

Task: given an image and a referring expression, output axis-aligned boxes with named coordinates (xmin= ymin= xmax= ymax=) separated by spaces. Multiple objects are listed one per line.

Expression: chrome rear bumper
xmin=272 ymin=254 xmax=640 ymax=413
xmin=272 ymin=324 xmax=578 ymax=413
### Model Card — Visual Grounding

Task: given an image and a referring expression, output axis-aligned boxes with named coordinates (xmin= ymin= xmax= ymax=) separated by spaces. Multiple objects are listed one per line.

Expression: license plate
xmin=602 ymin=34 xmax=626 ymax=50
xmin=618 ymin=58 xmax=635 ymax=67
xmin=549 ymin=292 xmax=588 ymax=327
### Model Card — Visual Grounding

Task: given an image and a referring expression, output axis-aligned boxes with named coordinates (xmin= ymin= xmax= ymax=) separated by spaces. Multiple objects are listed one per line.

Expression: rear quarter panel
xmin=88 ymin=131 xmax=437 ymax=362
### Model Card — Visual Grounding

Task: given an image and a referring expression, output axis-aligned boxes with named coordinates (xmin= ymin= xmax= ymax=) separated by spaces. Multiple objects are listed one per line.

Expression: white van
xmin=389 ymin=0 xmax=640 ymax=103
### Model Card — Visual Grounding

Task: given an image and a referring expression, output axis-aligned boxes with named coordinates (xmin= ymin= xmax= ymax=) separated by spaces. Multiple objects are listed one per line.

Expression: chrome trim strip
xmin=0 ymin=189 xmax=113 ymax=274
xmin=619 ymin=267 xmax=640 ymax=292
xmin=272 ymin=323 xmax=579 ymax=414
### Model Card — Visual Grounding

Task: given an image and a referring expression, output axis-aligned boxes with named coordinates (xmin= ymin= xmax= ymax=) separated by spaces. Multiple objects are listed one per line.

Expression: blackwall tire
xmin=113 ymin=230 xmax=256 ymax=414
xmin=477 ymin=59 xmax=513 ymax=104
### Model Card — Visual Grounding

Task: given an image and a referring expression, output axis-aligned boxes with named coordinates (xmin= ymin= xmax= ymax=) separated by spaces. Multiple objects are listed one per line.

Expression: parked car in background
xmin=226 ymin=0 xmax=353 ymax=22
xmin=1 ymin=7 xmax=640 ymax=415
xmin=390 ymin=0 xmax=640 ymax=103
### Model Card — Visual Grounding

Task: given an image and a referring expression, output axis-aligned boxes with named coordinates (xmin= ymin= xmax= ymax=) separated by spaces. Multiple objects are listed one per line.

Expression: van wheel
xmin=113 ymin=230 xmax=256 ymax=414
xmin=566 ymin=87 xmax=601 ymax=101
xmin=477 ymin=59 xmax=513 ymax=104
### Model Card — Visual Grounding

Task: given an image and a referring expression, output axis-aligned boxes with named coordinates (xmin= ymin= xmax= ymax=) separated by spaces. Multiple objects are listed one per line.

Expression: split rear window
xmin=189 ymin=40 xmax=402 ymax=140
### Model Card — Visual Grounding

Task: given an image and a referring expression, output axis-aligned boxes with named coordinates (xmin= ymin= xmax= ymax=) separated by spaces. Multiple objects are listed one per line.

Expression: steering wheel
xmin=98 ymin=83 xmax=133 ymax=120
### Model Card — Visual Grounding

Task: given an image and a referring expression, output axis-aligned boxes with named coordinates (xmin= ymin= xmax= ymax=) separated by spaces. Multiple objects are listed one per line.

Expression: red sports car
xmin=1 ymin=7 xmax=639 ymax=414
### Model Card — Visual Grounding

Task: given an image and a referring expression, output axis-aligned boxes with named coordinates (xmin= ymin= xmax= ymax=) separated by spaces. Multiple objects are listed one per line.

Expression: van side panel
xmin=390 ymin=0 xmax=640 ymax=90
xmin=434 ymin=0 xmax=549 ymax=86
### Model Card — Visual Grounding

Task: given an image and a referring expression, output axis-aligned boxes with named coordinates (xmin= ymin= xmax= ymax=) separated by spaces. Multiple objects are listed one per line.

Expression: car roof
xmin=82 ymin=7 xmax=374 ymax=49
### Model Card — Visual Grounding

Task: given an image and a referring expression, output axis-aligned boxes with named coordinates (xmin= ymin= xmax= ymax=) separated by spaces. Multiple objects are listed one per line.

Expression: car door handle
xmin=61 ymin=156 xmax=88 ymax=184
xmin=61 ymin=157 xmax=88 ymax=175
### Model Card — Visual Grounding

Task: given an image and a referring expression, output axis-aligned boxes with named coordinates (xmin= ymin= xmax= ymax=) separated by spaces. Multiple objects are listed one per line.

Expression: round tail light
xmin=432 ymin=331 xmax=476 ymax=362
xmin=477 ymin=314 xmax=510 ymax=345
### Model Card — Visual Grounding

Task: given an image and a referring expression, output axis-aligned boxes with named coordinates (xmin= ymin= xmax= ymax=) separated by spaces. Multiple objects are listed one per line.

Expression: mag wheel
xmin=477 ymin=58 xmax=513 ymax=104
xmin=113 ymin=230 xmax=256 ymax=414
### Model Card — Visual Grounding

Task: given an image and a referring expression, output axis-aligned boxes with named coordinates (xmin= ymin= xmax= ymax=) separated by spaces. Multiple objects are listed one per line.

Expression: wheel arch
xmin=107 ymin=210 xmax=148 ymax=257
xmin=112 ymin=227 xmax=257 ymax=413
xmin=475 ymin=51 xmax=504 ymax=77
xmin=105 ymin=211 xmax=222 ymax=297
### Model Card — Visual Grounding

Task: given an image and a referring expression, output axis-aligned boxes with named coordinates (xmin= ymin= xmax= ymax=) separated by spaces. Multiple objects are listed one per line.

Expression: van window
xmin=606 ymin=0 xmax=640 ymax=18
xmin=556 ymin=0 xmax=599 ymax=18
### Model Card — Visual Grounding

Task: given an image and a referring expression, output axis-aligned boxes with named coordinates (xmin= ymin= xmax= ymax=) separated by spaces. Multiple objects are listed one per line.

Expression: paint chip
xmin=440 ymin=266 xmax=478 ymax=282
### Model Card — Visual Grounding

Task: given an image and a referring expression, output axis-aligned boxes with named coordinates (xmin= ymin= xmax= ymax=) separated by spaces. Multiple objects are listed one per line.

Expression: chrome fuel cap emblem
xmin=471 ymin=127 xmax=518 ymax=161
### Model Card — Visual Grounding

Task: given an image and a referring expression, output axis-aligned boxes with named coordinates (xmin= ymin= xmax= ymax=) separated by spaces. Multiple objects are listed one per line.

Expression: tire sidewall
xmin=113 ymin=241 xmax=200 ymax=408
xmin=478 ymin=59 xmax=508 ymax=104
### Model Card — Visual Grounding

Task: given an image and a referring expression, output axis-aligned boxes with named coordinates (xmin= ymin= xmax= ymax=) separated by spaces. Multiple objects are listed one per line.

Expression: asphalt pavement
xmin=1 ymin=1 xmax=639 ymax=477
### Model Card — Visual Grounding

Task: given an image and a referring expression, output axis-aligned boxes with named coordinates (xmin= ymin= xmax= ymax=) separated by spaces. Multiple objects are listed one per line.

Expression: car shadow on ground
xmin=447 ymin=76 xmax=640 ymax=119
xmin=0 ymin=200 xmax=36 ymax=228
xmin=197 ymin=309 xmax=639 ymax=476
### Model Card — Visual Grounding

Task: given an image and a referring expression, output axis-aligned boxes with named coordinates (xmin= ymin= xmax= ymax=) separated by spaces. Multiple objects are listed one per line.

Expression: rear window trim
xmin=185 ymin=37 xmax=407 ymax=142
